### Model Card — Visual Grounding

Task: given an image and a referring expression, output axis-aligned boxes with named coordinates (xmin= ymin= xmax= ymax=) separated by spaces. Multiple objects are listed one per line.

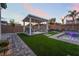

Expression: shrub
xmin=0 ymin=40 xmax=9 ymax=48
xmin=0 ymin=40 xmax=9 ymax=55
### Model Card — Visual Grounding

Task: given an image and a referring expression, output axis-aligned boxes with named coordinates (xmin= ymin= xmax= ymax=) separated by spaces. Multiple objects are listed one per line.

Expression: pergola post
xmin=0 ymin=5 xmax=1 ymax=40
xmin=29 ymin=18 xmax=32 ymax=35
xmin=46 ymin=21 xmax=48 ymax=33
xmin=23 ymin=22 xmax=25 ymax=32
xmin=38 ymin=23 xmax=40 ymax=32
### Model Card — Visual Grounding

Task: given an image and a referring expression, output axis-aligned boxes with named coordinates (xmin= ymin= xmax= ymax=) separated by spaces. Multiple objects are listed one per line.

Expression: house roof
xmin=23 ymin=14 xmax=48 ymax=23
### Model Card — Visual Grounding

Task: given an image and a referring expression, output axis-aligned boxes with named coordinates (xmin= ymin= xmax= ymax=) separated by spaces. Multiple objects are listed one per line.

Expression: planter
xmin=0 ymin=40 xmax=9 ymax=56
xmin=0 ymin=40 xmax=9 ymax=47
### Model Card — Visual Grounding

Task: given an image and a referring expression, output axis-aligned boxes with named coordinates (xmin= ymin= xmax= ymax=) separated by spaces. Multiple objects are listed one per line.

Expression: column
xmin=46 ymin=21 xmax=49 ymax=33
xmin=29 ymin=18 xmax=32 ymax=35
xmin=38 ymin=23 xmax=40 ymax=32
xmin=23 ymin=22 xmax=25 ymax=32
xmin=0 ymin=5 xmax=1 ymax=40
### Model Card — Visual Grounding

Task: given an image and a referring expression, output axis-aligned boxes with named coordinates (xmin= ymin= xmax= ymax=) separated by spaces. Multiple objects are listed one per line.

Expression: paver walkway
xmin=2 ymin=33 xmax=36 ymax=56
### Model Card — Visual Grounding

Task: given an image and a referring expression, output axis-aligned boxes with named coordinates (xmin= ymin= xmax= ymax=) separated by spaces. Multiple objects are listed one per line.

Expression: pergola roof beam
xmin=23 ymin=14 xmax=48 ymax=23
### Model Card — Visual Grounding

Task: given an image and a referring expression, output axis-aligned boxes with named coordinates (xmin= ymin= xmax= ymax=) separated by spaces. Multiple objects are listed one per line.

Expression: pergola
xmin=23 ymin=14 xmax=49 ymax=35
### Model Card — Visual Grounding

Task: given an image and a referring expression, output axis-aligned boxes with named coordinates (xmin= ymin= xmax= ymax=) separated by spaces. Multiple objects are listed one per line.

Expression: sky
xmin=1 ymin=3 xmax=79 ymax=25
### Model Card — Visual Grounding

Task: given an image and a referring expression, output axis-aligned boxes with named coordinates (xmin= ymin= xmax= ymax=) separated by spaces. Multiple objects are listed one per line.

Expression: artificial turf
xmin=48 ymin=31 xmax=59 ymax=35
xmin=17 ymin=33 xmax=79 ymax=56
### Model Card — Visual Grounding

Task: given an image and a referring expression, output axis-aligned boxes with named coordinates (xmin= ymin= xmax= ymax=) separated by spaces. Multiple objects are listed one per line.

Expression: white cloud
xmin=22 ymin=3 xmax=51 ymax=19
xmin=2 ymin=9 xmax=25 ymax=25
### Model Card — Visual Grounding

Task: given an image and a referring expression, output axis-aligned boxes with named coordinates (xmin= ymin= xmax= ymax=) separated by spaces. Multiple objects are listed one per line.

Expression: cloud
xmin=72 ymin=3 xmax=79 ymax=11
xmin=22 ymin=3 xmax=50 ymax=18
xmin=2 ymin=9 xmax=25 ymax=25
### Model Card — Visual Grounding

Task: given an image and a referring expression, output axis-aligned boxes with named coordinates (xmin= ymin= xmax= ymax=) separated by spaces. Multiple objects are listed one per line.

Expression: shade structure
xmin=23 ymin=14 xmax=48 ymax=23
xmin=23 ymin=14 xmax=49 ymax=35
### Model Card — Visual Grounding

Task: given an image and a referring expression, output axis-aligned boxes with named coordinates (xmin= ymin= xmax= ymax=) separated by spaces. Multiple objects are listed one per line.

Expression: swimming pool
xmin=58 ymin=32 xmax=79 ymax=41
xmin=65 ymin=32 xmax=79 ymax=37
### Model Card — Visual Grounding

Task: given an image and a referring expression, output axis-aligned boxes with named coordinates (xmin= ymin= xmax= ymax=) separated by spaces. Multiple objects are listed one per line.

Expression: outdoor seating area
xmin=23 ymin=14 xmax=49 ymax=35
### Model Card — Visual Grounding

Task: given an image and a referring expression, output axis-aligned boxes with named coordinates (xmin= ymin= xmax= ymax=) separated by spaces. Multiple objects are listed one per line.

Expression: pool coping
xmin=49 ymin=32 xmax=79 ymax=46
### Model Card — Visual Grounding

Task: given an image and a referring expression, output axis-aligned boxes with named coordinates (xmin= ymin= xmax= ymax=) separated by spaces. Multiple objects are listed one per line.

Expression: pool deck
xmin=45 ymin=32 xmax=79 ymax=46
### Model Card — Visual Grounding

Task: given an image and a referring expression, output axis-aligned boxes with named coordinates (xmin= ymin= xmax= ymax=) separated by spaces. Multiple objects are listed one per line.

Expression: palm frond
xmin=0 ymin=3 xmax=7 ymax=9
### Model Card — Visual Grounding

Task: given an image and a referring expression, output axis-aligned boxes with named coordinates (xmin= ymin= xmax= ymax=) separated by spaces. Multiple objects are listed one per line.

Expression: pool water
xmin=58 ymin=32 xmax=79 ymax=41
xmin=66 ymin=32 xmax=79 ymax=37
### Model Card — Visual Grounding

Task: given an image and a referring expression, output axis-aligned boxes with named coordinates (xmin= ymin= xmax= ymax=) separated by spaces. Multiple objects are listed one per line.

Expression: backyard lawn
xmin=17 ymin=32 xmax=79 ymax=56
xmin=48 ymin=31 xmax=59 ymax=35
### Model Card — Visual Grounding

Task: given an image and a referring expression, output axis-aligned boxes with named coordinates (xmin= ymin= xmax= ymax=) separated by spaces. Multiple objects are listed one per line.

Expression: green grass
xmin=48 ymin=31 xmax=59 ymax=35
xmin=18 ymin=33 xmax=79 ymax=56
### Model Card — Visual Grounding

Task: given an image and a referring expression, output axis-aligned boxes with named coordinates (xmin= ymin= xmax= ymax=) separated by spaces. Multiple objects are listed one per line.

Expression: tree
xmin=0 ymin=3 xmax=7 ymax=40
xmin=65 ymin=10 xmax=79 ymax=24
xmin=10 ymin=19 xmax=16 ymax=33
xmin=49 ymin=18 xmax=56 ymax=24
xmin=61 ymin=18 xmax=64 ymax=24
xmin=64 ymin=10 xmax=79 ymax=31
xmin=61 ymin=16 xmax=65 ymax=24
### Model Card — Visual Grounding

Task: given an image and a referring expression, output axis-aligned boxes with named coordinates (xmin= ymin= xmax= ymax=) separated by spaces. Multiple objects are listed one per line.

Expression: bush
xmin=0 ymin=40 xmax=9 ymax=55
xmin=0 ymin=40 xmax=9 ymax=48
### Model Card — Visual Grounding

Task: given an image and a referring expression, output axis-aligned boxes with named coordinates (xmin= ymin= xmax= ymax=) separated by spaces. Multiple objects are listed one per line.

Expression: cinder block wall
xmin=1 ymin=25 xmax=23 ymax=33
xmin=49 ymin=23 xmax=79 ymax=31
xmin=1 ymin=24 xmax=79 ymax=33
xmin=62 ymin=24 xmax=79 ymax=31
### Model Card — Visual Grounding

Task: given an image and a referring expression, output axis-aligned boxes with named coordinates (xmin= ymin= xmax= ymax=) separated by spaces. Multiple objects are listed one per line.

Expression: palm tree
xmin=0 ymin=3 xmax=7 ymax=40
xmin=10 ymin=19 xmax=16 ymax=33
xmin=65 ymin=10 xmax=79 ymax=31
xmin=61 ymin=16 xmax=65 ymax=24
xmin=60 ymin=16 xmax=65 ymax=31
xmin=65 ymin=10 xmax=79 ymax=24
xmin=61 ymin=18 xmax=64 ymax=24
